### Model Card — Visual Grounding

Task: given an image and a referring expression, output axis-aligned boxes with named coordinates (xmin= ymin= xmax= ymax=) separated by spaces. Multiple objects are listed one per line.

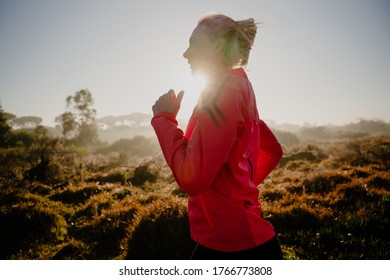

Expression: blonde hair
xmin=198 ymin=13 xmax=258 ymax=69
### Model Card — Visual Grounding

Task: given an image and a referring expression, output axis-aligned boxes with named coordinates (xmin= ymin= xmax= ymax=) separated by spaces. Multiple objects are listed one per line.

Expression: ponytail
xmin=198 ymin=13 xmax=258 ymax=68
xmin=233 ymin=18 xmax=258 ymax=67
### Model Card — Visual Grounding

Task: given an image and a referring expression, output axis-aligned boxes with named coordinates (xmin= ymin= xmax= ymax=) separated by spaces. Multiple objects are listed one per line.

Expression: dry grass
xmin=0 ymin=135 xmax=389 ymax=259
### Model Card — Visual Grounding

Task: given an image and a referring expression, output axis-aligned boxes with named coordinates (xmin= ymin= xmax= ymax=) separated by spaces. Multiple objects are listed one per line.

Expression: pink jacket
xmin=151 ymin=68 xmax=283 ymax=252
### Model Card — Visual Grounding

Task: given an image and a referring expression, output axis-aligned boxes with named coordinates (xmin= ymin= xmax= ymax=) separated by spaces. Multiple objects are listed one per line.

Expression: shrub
xmin=30 ymin=183 xmax=53 ymax=196
xmin=279 ymin=145 xmax=328 ymax=167
xmin=24 ymin=159 xmax=64 ymax=185
xmin=261 ymin=189 xmax=285 ymax=202
xmin=125 ymin=197 xmax=195 ymax=259
xmin=0 ymin=199 xmax=67 ymax=259
xmin=0 ymin=147 xmax=30 ymax=182
xmin=341 ymin=136 xmax=390 ymax=166
xmin=50 ymin=184 xmax=104 ymax=205
xmin=7 ymin=130 xmax=36 ymax=147
xmin=51 ymin=239 xmax=89 ymax=260
xmin=350 ymin=166 xmax=372 ymax=178
xmin=75 ymin=192 xmax=114 ymax=221
xmin=267 ymin=205 xmax=323 ymax=233
xmin=111 ymin=186 xmax=132 ymax=200
xmin=302 ymin=172 xmax=350 ymax=194
xmin=365 ymin=172 xmax=390 ymax=191
xmin=88 ymin=169 xmax=132 ymax=184
xmin=171 ymin=187 xmax=187 ymax=198
xmin=76 ymin=203 xmax=138 ymax=259
xmin=333 ymin=183 xmax=372 ymax=210
xmin=131 ymin=163 xmax=158 ymax=186
xmin=285 ymin=160 xmax=310 ymax=171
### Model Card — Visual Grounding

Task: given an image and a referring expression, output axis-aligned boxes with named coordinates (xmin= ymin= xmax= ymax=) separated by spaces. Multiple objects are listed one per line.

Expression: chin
xmin=190 ymin=67 xmax=203 ymax=77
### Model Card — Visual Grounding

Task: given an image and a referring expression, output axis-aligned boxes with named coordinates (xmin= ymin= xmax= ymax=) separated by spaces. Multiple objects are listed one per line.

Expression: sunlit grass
xmin=0 ymin=134 xmax=389 ymax=259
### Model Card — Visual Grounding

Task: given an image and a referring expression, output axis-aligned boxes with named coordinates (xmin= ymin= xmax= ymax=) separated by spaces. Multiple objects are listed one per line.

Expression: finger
xmin=167 ymin=89 xmax=175 ymax=101
xmin=176 ymin=90 xmax=185 ymax=107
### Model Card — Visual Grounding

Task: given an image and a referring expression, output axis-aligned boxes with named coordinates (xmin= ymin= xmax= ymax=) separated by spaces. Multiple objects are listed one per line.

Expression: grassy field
xmin=0 ymin=132 xmax=389 ymax=259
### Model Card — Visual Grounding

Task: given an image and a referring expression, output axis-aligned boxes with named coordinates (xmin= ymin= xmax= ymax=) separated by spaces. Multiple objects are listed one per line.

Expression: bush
xmin=125 ymin=198 xmax=195 ymax=259
xmin=302 ymin=172 xmax=351 ymax=194
xmin=285 ymin=160 xmax=310 ymax=171
xmin=341 ymin=136 xmax=390 ymax=166
xmin=279 ymin=145 xmax=328 ymax=167
xmin=131 ymin=163 xmax=158 ymax=186
xmin=261 ymin=189 xmax=285 ymax=202
xmin=0 ymin=147 xmax=29 ymax=182
xmin=7 ymin=130 xmax=36 ymax=147
xmin=50 ymin=184 xmax=104 ymax=205
xmin=88 ymin=169 xmax=132 ymax=184
xmin=0 ymin=198 xmax=67 ymax=259
xmin=267 ymin=205 xmax=323 ymax=233
xmin=25 ymin=159 xmax=64 ymax=185
xmin=365 ymin=172 xmax=390 ymax=191
xmin=51 ymin=239 xmax=89 ymax=260
xmin=76 ymin=203 xmax=138 ymax=259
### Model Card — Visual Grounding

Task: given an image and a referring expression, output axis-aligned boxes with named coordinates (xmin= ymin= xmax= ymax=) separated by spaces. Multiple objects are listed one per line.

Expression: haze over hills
xmin=96 ymin=113 xmax=191 ymax=143
xmin=95 ymin=113 xmax=390 ymax=144
xmin=5 ymin=110 xmax=390 ymax=145
xmin=45 ymin=112 xmax=189 ymax=143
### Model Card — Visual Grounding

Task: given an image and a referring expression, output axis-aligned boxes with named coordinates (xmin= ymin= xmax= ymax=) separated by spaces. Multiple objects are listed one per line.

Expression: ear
xmin=215 ymin=37 xmax=225 ymax=53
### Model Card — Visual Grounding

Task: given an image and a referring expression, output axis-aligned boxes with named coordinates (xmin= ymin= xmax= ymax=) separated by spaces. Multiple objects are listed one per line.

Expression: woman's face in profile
xmin=183 ymin=25 xmax=221 ymax=77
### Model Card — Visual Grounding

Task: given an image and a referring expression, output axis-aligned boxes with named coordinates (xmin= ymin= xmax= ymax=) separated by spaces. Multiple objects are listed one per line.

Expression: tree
xmin=58 ymin=89 xmax=98 ymax=146
xmin=12 ymin=116 xmax=43 ymax=129
xmin=4 ymin=112 xmax=16 ymax=123
xmin=0 ymin=105 xmax=11 ymax=147
xmin=56 ymin=111 xmax=77 ymax=139
xmin=76 ymin=122 xmax=98 ymax=146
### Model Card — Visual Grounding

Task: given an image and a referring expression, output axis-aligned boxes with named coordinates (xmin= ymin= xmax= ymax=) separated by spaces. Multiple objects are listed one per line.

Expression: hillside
xmin=0 ymin=128 xmax=389 ymax=259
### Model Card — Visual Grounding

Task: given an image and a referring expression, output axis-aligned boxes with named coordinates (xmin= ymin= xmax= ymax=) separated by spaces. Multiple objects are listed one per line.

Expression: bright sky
xmin=0 ymin=0 xmax=389 ymax=126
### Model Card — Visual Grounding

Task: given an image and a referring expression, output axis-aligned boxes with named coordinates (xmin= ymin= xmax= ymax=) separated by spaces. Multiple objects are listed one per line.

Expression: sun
xmin=175 ymin=73 xmax=206 ymax=121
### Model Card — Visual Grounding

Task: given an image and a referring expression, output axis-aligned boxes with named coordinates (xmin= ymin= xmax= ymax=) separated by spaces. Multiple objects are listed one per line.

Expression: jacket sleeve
xmin=252 ymin=120 xmax=283 ymax=186
xmin=151 ymin=78 xmax=244 ymax=196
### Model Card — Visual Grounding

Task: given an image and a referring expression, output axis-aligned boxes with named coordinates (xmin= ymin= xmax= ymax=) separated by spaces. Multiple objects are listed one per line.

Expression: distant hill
xmin=17 ymin=110 xmax=389 ymax=144
xmin=271 ymin=119 xmax=390 ymax=145
xmin=96 ymin=113 xmax=188 ymax=143
xmin=96 ymin=115 xmax=390 ymax=144
xmin=97 ymin=113 xmax=152 ymax=128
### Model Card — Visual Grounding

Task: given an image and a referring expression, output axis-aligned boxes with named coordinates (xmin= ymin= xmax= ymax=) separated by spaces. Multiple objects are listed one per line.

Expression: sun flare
xmin=176 ymin=74 xmax=206 ymax=120
xmin=186 ymin=74 xmax=206 ymax=96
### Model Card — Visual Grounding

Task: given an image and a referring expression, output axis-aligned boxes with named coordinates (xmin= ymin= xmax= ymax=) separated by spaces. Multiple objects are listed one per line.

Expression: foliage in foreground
xmin=0 ymin=134 xmax=389 ymax=259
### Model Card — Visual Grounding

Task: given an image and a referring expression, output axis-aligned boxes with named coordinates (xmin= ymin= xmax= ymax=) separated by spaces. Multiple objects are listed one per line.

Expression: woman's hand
xmin=152 ymin=89 xmax=184 ymax=117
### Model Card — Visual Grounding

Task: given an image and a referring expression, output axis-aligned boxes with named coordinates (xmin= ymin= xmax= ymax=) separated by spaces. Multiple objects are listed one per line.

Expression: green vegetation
xmin=0 ymin=111 xmax=389 ymax=259
xmin=55 ymin=89 xmax=98 ymax=146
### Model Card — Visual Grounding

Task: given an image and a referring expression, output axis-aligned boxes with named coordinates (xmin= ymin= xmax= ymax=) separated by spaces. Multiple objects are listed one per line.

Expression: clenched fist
xmin=152 ymin=89 xmax=184 ymax=117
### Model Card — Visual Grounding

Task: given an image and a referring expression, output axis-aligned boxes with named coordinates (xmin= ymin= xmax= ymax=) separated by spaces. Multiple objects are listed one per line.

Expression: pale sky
xmin=0 ymin=0 xmax=389 ymax=126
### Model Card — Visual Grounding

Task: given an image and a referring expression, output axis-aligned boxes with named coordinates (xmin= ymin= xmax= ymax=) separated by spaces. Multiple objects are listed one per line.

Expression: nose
xmin=183 ymin=47 xmax=189 ymax=59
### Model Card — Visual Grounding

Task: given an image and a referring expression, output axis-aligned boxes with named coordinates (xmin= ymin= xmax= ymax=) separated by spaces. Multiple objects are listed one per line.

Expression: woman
xmin=151 ymin=13 xmax=283 ymax=260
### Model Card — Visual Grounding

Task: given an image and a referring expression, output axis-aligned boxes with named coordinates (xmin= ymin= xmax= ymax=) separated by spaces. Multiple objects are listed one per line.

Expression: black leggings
xmin=191 ymin=236 xmax=283 ymax=260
